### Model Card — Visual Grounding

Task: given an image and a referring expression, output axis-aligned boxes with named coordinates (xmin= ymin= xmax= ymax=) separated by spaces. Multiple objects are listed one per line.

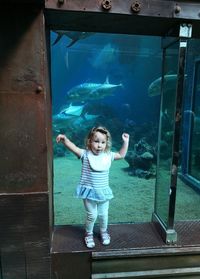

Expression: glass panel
xmin=175 ymin=38 xmax=200 ymax=221
xmin=176 ymin=177 xmax=200 ymax=220
xmin=155 ymin=41 xmax=179 ymax=227
xmin=51 ymin=31 xmax=162 ymax=225
xmin=189 ymin=60 xmax=200 ymax=180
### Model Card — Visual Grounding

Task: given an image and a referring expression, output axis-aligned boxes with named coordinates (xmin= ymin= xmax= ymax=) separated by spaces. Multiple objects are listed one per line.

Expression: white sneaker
xmin=101 ymin=231 xmax=110 ymax=245
xmin=84 ymin=233 xmax=95 ymax=249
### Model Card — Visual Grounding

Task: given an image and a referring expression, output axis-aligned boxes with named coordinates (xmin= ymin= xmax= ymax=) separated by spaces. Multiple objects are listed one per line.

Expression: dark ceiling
xmin=2 ymin=0 xmax=200 ymax=37
xmin=45 ymin=0 xmax=200 ymax=38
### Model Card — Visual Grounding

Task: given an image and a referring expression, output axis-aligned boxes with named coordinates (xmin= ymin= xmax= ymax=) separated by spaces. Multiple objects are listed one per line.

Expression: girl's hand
xmin=56 ymin=134 xmax=67 ymax=143
xmin=122 ymin=133 xmax=130 ymax=142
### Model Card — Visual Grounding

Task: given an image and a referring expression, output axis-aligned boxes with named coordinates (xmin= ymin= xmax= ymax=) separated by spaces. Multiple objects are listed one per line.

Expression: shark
xmin=184 ymin=110 xmax=200 ymax=133
xmin=67 ymin=77 xmax=123 ymax=102
xmin=52 ymin=31 xmax=95 ymax=47
xmin=148 ymin=73 xmax=190 ymax=97
xmin=148 ymin=74 xmax=177 ymax=97
xmin=70 ymin=113 xmax=100 ymax=128
xmin=89 ymin=43 xmax=119 ymax=69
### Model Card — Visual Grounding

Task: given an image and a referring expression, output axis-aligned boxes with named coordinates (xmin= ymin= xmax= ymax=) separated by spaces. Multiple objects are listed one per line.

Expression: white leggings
xmin=83 ymin=199 xmax=109 ymax=234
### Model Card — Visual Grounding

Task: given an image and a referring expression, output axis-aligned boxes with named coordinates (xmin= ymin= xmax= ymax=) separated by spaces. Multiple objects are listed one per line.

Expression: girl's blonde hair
xmin=85 ymin=126 xmax=112 ymax=152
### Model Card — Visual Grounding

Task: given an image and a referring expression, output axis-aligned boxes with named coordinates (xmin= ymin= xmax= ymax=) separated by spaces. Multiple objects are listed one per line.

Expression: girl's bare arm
xmin=56 ymin=134 xmax=83 ymax=158
xmin=114 ymin=133 xmax=130 ymax=160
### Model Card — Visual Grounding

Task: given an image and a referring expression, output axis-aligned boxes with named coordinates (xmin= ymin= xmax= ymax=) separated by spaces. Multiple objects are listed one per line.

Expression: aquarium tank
xmin=50 ymin=31 xmax=200 ymax=226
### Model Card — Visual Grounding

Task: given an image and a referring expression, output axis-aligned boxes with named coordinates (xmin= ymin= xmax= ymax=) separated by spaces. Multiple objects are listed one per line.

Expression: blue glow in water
xmin=51 ymin=31 xmax=163 ymax=224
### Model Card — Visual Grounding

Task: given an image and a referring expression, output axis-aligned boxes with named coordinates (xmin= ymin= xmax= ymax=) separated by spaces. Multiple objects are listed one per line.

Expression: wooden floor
xmin=51 ymin=221 xmax=200 ymax=253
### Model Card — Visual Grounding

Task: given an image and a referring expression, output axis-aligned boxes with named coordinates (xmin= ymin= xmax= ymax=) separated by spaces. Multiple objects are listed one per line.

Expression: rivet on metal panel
xmin=36 ymin=85 xmax=43 ymax=94
xmin=131 ymin=1 xmax=141 ymax=13
xmin=57 ymin=0 xmax=64 ymax=5
xmin=101 ymin=0 xmax=112 ymax=10
xmin=174 ymin=4 xmax=181 ymax=14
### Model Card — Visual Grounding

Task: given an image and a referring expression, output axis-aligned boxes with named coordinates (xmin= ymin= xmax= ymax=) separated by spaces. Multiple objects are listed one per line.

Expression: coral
xmin=125 ymin=138 xmax=156 ymax=179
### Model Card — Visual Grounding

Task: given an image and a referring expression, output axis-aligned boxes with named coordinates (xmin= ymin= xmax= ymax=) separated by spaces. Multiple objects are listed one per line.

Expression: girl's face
xmin=90 ymin=131 xmax=107 ymax=155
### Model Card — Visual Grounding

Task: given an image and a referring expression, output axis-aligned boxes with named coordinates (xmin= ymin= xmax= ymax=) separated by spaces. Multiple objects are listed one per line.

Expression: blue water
xmin=51 ymin=32 xmax=200 ymax=226
xmin=51 ymin=31 xmax=162 ymax=151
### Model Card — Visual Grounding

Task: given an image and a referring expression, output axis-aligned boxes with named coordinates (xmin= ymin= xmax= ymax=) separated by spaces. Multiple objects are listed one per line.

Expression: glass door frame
xmin=152 ymin=24 xmax=192 ymax=244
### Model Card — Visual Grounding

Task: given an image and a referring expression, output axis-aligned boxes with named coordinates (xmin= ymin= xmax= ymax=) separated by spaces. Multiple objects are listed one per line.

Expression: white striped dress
xmin=75 ymin=150 xmax=115 ymax=202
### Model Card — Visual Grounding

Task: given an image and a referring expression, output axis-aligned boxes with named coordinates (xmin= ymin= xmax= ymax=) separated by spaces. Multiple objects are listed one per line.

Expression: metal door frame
xmin=152 ymin=24 xmax=192 ymax=244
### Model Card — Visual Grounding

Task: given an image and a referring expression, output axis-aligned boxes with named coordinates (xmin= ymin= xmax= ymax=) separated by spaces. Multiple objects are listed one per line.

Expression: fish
xmin=71 ymin=113 xmax=100 ymax=128
xmin=52 ymin=104 xmax=85 ymax=131
xmin=89 ymin=43 xmax=119 ymax=69
xmin=84 ymin=113 xmax=100 ymax=121
xmin=148 ymin=73 xmax=190 ymax=97
xmin=52 ymin=113 xmax=77 ymax=131
xmin=59 ymin=103 xmax=85 ymax=116
xmin=52 ymin=31 xmax=95 ymax=47
xmin=67 ymin=77 xmax=123 ymax=102
xmin=184 ymin=110 xmax=200 ymax=133
xmin=148 ymin=74 xmax=177 ymax=97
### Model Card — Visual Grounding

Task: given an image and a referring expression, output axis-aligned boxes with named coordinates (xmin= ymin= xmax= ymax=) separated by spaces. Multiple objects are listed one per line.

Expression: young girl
xmin=56 ymin=126 xmax=129 ymax=249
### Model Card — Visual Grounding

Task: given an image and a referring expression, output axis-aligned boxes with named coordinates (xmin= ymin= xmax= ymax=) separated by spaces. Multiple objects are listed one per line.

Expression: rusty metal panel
xmin=0 ymin=258 xmax=2 ymax=279
xmin=0 ymin=194 xmax=26 ymax=279
xmin=0 ymin=93 xmax=48 ymax=193
xmin=45 ymin=0 xmax=174 ymax=35
xmin=0 ymin=195 xmax=24 ymax=245
xmin=45 ymin=0 xmax=173 ymax=17
xmin=0 ymin=193 xmax=50 ymax=279
xmin=0 ymin=8 xmax=45 ymax=94
xmin=1 ymin=0 xmax=44 ymax=3
xmin=0 ymin=196 xmax=25 ymax=279
xmin=0 ymin=5 xmax=50 ymax=193
xmin=52 ymin=226 xmax=91 ymax=278
xmin=52 ymin=252 xmax=91 ymax=279
xmin=0 ymin=2 xmax=51 ymax=279
xmin=1 ymin=247 xmax=26 ymax=279
xmin=45 ymin=0 xmax=200 ymax=19
xmin=45 ymin=0 xmax=200 ymax=37
xmin=23 ymin=194 xmax=51 ymax=279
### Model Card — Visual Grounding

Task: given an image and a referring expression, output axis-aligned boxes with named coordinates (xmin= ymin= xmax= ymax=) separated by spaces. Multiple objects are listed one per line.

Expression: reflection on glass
xmin=51 ymin=31 xmax=163 ymax=225
xmin=189 ymin=61 xmax=200 ymax=180
xmin=175 ymin=176 xmax=200 ymax=220
xmin=155 ymin=41 xmax=179 ymax=227
xmin=175 ymin=39 xmax=200 ymax=222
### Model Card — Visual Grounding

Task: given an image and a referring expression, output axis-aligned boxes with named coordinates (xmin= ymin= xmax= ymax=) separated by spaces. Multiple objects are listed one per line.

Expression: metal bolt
xmin=174 ymin=4 xmax=181 ymax=14
xmin=131 ymin=1 xmax=141 ymax=13
xmin=102 ymin=0 xmax=112 ymax=10
xmin=36 ymin=85 xmax=43 ymax=94
xmin=58 ymin=0 xmax=64 ymax=5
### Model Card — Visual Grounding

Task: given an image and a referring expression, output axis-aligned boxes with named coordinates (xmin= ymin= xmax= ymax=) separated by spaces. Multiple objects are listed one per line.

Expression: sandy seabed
xmin=54 ymin=155 xmax=200 ymax=225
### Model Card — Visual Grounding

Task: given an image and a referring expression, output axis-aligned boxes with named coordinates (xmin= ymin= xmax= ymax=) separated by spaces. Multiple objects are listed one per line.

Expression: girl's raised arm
xmin=114 ymin=133 xmax=129 ymax=160
xmin=56 ymin=134 xmax=83 ymax=158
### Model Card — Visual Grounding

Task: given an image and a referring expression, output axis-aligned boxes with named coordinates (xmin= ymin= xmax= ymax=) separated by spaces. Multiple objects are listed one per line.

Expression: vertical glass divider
xmin=153 ymin=24 xmax=192 ymax=244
